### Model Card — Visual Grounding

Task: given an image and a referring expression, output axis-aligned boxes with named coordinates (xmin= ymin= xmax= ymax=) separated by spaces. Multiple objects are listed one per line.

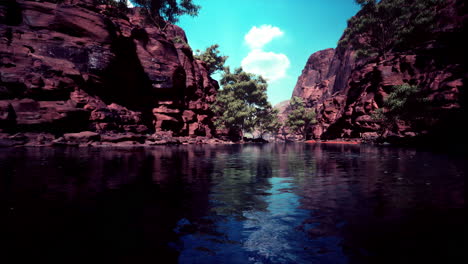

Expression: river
xmin=0 ymin=144 xmax=465 ymax=263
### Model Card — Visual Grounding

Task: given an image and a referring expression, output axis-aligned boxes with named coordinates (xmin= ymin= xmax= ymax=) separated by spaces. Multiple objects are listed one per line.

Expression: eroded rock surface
xmin=0 ymin=0 xmax=218 ymax=139
xmin=292 ymin=0 xmax=467 ymax=144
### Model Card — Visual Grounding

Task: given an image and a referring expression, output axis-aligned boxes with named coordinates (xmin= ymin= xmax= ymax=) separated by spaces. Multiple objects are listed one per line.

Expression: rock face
xmin=293 ymin=0 xmax=467 ymax=144
xmin=273 ymin=100 xmax=290 ymax=123
xmin=292 ymin=48 xmax=336 ymax=105
xmin=0 ymin=0 xmax=217 ymax=137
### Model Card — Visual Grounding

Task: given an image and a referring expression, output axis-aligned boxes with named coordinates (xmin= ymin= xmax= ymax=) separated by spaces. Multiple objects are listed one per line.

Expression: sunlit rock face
xmin=293 ymin=0 xmax=467 ymax=143
xmin=292 ymin=48 xmax=336 ymax=104
xmin=0 ymin=0 xmax=217 ymax=137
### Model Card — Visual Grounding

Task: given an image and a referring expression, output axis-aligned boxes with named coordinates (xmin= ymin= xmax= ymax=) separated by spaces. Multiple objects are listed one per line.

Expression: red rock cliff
xmin=0 ymin=0 xmax=218 ymax=137
xmin=293 ymin=0 xmax=467 ymax=144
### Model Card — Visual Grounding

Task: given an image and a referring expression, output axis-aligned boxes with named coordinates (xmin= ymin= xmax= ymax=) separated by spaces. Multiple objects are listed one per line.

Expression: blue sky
xmin=135 ymin=0 xmax=361 ymax=105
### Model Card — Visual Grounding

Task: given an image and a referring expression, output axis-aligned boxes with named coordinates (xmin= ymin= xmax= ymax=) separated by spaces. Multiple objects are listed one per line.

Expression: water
xmin=0 ymin=144 xmax=465 ymax=263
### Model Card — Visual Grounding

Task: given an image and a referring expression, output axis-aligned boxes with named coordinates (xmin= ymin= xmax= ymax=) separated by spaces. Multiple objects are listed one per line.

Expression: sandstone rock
xmin=188 ymin=122 xmax=199 ymax=135
xmin=23 ymin=133 xmax=56 ymax=146
xmin=153 ymin=113 xmax=180 ymax=132
xmin=361 ymin=132 xmax=379 ymax=140
xmin=153 ymin=105 xmax=180 ymax=114
xmin=355 ymin=115 xmax=375 ymax=122
xmin=52 ymin=136 xmax=79 ymax=146
xmin=0 ymin=1 xmax=218 ymax=137
xmin=112 ymin=140 xmax=140 ymax=147
xmin=404 ymin=132 xmax=417 ymax=137
xmin=63 ymin=131 xmax=100 ymax=142
xmin=273 ymin=100 xmax=290 ymax=123
xmin=0 ymin=101 xmax=15 ymax=127
xmin=144 ymin=140 xmax=167 ymax=146
xmin=292 ymin=48 xmax=336 ymax=105
xmin=101 ymin=133 xmax=146 ymax=143
xmin=182 ymin=110 xmax=196 ymax=122
xmin=292 ymin=0 xmax=466 ymax=142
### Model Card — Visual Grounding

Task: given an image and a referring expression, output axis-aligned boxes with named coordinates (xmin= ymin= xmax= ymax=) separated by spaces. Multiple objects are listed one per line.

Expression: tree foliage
xmin=194 ymin=44 xmax=228 ymax=75
xmin=373 ymin=84 xmax=429 ymax=129
xmin=132 ymin=0 xmax=200 ymax=28
xmin=286 ymin=96 xmax=316 ymax=139
xmin=339 ymin=0 xmax=441 ymax=59
xmin=211 ymin=67 xmax=277 ymax=140
xmin=97 ymin=0 xmax=129 ymax=18
xmin=99 ymin=0 xmax=128 ymax=7
xmin=256 ymin=106 xmax=282 ymax=139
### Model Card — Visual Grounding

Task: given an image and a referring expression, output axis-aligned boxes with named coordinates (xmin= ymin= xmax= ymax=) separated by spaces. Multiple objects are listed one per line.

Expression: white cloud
xmin=244 ymin=25 xmax=284 ymax=49
xmin=241 ymin=49 xmax=290 ymax=82
xmin=241 ymin=25 xmax=290 ymax=82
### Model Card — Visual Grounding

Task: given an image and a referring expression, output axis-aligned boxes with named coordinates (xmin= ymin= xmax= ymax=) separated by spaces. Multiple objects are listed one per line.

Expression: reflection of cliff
xmin=0 ymin=146 xmax=216 ymax=263
xmin=297 ymin=144 xmax=464 ymax=212
xmin=1 ymin=144 xmax=464 ymax=263
xmin=208 ymin=145 xmax=273 ymax=218
xmin=290 ymin=144 xmax=465 ymax=263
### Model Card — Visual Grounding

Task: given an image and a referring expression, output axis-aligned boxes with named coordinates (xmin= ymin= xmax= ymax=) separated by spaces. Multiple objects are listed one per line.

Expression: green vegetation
xmin=256 ymin=106 xmax=282 ymax=140
xmin=171 ymin=35 xmax=185 ymax=44
xmin=211 ymin=67 xmax=278 ymax=140
xmin=339 ymin=0 xmax=441 ymax=59
xmin=286 ymin=96 xmax=316 ymax=140
xmin=171 ymin=35 xmax=192 ymax=50
xmin=373 ymin=84 xmax=429 ymax=130
xmin=95 ymin=0 xmax=129 ymax=18
xmin=133 ymin=0 xmax=201 ymax=28
xmin=194 ymin=44 xmax=228 ymax=75
xmin=98 ymin=0 xmax=128 ymax=8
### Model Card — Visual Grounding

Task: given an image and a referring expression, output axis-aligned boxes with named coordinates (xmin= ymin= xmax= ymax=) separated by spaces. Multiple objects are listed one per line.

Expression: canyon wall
xmin=293 ymin=0 xmax=467 ymax=144
xmin=0 ymin=0 xmax=217 ymax=139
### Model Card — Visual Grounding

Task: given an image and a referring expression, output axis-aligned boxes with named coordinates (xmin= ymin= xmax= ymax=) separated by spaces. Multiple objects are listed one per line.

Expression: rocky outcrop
xmin=273 ymin=100 xmax=290 ymax=123
xmin=292 ymin=48 xmax=336 ymax=105
xmin=0 ymin=0 xmax=218 ymax=138
xmin=293 ymin=0 xmax=467 ymax=145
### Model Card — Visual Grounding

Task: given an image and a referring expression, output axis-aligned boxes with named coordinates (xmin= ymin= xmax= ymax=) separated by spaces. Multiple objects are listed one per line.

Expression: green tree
xmin=133 ymin=0 xmax=200 ymax=29
xmin=279 ymin=123 xmax=289 ymax=141
xmin=97 ymin=0 xmax=129 ymax=18
xmin=372 ymin=84 xmax=429 ymax=130
xmin=286 ymin=96 xmax=316 ymax=140
xmin=255 ymin=106 xmax=282 ymax=140
xmin=339 ymin=0 xmax=441 ymax=59
xmin=211 ymin=67 xmax=272 ymax=140
xmin=194 ymin=44 xmax=228 ymax=75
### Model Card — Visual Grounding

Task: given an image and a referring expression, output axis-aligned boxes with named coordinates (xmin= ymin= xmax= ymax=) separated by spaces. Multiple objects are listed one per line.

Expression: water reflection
xmin=0 ymin=144 xmax=465 ymax=264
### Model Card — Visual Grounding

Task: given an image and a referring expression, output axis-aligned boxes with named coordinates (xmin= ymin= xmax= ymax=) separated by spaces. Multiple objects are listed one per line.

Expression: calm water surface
xmin=0 ymin=144 xmax=465 ymax=263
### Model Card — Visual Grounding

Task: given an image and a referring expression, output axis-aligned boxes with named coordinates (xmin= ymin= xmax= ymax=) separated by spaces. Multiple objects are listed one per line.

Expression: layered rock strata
xmin=293 ymin=0 xmax=467 ymax=144
xmin=0 ymin=0 xmax=218 ymax=139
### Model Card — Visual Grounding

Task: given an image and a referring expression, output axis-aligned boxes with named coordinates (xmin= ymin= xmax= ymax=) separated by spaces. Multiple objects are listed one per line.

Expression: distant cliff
xmin=0 ymin=0 xmax=217 ymax=141
xmin=293 ymin=0 xmax=467 ymax=146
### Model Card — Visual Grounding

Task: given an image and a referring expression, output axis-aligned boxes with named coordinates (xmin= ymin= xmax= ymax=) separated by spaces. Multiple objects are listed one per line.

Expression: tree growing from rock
xmin=339 ymin=0 xmax=441 ymax=59
xmin=373 ymin=84 xmax=429 ymax=131
xmin=211 ymin=67 xmax=276 ymax=140
xmin=194 ymin=44 xmax=228 ymax=76
xmin=286 ymin=96 xmax=316 ymax=140
xmin=97 ymin=0 xmax=129 ymax=18
xmin=132 ymin=0 xmax=201 ymax=28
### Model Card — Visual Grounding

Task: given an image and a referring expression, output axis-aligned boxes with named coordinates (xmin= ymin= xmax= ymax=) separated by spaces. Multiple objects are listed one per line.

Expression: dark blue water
xmin=0 ymin=144 xmax=465 ymax=263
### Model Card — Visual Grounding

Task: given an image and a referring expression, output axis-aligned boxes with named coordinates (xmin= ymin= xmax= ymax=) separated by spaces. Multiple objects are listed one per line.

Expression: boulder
xmin=101 ymin=133 xmax=146 ymax=143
